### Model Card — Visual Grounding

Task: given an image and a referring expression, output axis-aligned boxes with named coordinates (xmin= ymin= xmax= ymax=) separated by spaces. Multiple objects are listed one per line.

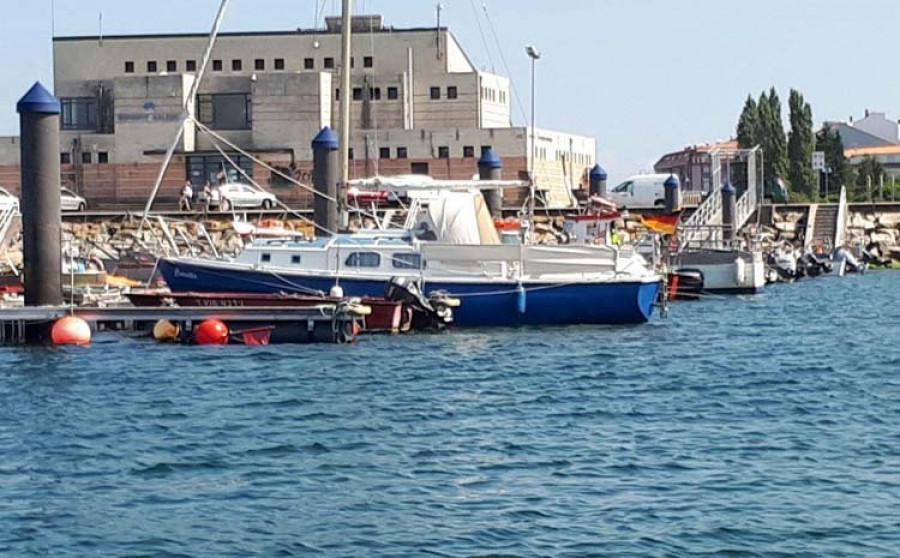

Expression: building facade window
xmin=212 ymin=60 xmax=223 ymax=71
xmin=352 ymin=88 xmax=363 ymax=101
xmin=166 ymin=60 xmax=177 ymax=72
xmin=430 ymin=87 xmax=440 ymax=100
xmin=147 ymin=61 xmax=158 ymax=73
xmin=369 ymin=87 xmax=381 ymax=101
xmin=232 ymin=59 xmax=242 ymax=71
xmin=197 ymin=93 xmax=252 ymax=130
xmin=187 ymin=154 xmax=253 ymax=185
xmin=438 ymin=146 xmax=450 ymax=159
xmin=254 ymin=59 xmax=265 ymax=70
xmin=304 ymin=58 xmax=314 ymax=69
xmin=186 ymin=60 xmax=197 ymax=72
xmin=364 ymin=56 xmax=374 ymax=68
xmin=274 ymin=58 xmax=285 ymax=70
xmin=447 ymin=86 xmax=458 ymax=99
xmin=379 ymin=147 xmax=390 ymax=159
xmin=61 ymin=97 xmax=97 ymax=131
xmin=324 ymin=57 xmax=335 ymax=69
xmin=348 ymin=148 xmax=354 ymax=160
xmin=387 ymin=86 xmax=399 ymax=100
xmin=60 ymin=153 xmax=71 ymax=165
xmin=335 ymin=89 xmax=340 ymax=101
xmin=81 ymin=152 xmax=92 ymax=164
xmin=411 ymin=162 xmax=429 ymax=175
xmin=463 ymin=145 xmax=475 ymax=158
xmin=124 ymin=61 xmax=134 ymax=73
xmin=396 ymin=147 xmax=408 ymax=159
xmin=97 ymin=152 xmax=109 ymax=164
xmin=481 ymin=145 xmax=493 ymax=155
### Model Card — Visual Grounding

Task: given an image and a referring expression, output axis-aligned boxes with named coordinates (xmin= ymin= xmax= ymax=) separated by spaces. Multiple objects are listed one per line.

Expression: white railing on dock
xmin=681 ymin=189 xmax=723 ymax=246
xmin=835 ymin=186 xmax=848 ymax=248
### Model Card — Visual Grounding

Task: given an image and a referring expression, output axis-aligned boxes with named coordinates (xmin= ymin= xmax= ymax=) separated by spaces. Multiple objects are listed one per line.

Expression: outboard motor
xmin=385 ymin=277 xmax=457 ymax=330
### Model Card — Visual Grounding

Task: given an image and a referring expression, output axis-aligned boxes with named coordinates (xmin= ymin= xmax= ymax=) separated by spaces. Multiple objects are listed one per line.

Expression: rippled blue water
xmin=2 ymin=272 xmax=899 ymax=557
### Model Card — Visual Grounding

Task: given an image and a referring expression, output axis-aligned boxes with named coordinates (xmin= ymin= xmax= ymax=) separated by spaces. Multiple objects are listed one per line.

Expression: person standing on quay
xmin=179 ymin=180 xmax=193 ymax=212
xmin=202 ymin=181 xmax=212 ymax=216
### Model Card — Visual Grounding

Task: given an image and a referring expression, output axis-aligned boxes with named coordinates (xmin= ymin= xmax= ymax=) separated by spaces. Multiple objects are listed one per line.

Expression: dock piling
xmin=664 ymin=174 xmax=681 ymax=214
xmin=478 ymin=148 xmax=503 ymax=218
xmin=589 ymin=164 xmax=607 ymax=198
xmin=17 ymin=82 xmax=63 ymax=342
xmin=312 ymin=127 xmax=340 ymax=236
xmin=722 ymin=181 xmax=736 ymax=242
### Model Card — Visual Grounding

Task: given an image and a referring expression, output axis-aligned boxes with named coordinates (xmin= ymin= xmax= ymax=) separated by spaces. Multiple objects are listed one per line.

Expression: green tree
xmin=765 ymin=88 xmax=790 ymax=188
xmin=736 ymin=95 xmax=760 ymax=149
xmin=751 ymin=89 xmax=789 ymax=192
xmin=815 ymin=126 xmax=850 ymax=199
xmin=854 ymin=156 xmax=885 ymax=201
xmin=787 ymin=89 xmax=817 ymax=200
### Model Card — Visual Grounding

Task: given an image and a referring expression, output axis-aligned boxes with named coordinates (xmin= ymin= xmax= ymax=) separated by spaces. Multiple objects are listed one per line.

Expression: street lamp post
xmin=525 ymin=45 xmax=540 ymax=230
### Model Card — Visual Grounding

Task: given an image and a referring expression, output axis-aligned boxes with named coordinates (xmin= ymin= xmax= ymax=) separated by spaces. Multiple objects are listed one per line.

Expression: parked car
xmin=0 ymin=187 xmax=20 ymax=213
xmin=606 ymin=174 xmax=670 ymax=209
xmin=215 ymin=183 xmax=278 ymax=210
xmin=0 ymin=186 xmax=88 ymax=213
xmin=61 ymin=187 xmax=87 ymax=212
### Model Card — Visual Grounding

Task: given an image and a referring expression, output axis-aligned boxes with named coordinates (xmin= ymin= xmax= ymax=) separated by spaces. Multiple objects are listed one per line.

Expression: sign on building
xmin=812 ymin=151 xmax=826 ymax=171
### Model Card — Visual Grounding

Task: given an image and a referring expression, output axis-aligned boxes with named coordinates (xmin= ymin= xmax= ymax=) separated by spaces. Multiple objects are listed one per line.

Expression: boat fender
xmin=734 ymin=257 xmax=746 ymax=285
xmin=330 ymin=285 xmax=344 ymax=298
xmin=516 ymin=283 xmax=527 ymax=315
xmin=348 ymin=302 xmax=373 ymax=316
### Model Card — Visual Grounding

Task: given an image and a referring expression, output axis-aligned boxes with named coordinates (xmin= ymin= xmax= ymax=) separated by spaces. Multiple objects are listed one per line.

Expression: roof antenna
xmin=50 ymin=0 xmax=56 ymax=37
xmin=98 ymin=11 xmax=103 ymax=46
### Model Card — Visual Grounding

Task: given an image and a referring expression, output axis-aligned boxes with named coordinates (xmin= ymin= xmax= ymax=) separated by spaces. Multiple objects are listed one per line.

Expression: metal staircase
xmin=804 ymin=187 xmax=848 ymax=250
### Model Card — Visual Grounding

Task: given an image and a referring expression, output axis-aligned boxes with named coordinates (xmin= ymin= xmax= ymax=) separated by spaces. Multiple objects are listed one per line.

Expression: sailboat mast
xmin=139 ymin=0 xmax=230 ymax=229
xmin=339 ymin=0 xmax=352 ymax=218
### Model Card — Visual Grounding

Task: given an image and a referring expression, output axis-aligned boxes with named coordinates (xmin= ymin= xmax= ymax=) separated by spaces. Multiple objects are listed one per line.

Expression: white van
xmin=607 ymin=174 xmax=670 ymax=209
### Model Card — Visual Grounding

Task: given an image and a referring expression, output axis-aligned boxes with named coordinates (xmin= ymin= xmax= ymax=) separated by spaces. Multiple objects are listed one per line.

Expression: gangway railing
xmin=834 ymin=186 xmax=848 ymax=248
xmin=680 ymin=189 xmax=723 ymax=247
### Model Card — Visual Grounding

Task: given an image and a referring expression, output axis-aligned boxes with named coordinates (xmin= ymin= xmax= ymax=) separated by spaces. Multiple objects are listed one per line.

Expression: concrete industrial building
xmin=0 ymin=15 xmax=596 ymax=209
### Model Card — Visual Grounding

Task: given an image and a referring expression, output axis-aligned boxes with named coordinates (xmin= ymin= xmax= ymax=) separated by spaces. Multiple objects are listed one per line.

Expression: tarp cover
xmin=422 ymin=191 xmax=500 ymax=245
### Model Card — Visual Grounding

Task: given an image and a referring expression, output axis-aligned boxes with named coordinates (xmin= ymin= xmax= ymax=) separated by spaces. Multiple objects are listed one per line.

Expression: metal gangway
xmin=680 ymin=146 xmax=762 ymax=248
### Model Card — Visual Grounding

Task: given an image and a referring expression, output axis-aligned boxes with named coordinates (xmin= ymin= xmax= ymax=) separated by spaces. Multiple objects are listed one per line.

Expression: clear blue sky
xmin=1 ymin=0 xmax=898 ymax=182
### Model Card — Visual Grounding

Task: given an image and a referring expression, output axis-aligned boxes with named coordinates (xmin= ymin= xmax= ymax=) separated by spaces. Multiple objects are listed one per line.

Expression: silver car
xmin=216 ymin=183 xmax=278 ymax=210
xmin=60 ymin=187 xmax=88 ymax=212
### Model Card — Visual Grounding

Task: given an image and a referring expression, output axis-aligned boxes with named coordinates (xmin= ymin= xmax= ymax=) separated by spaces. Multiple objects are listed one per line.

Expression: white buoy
xmin=330 ymin=285 xmax=344 ymax=299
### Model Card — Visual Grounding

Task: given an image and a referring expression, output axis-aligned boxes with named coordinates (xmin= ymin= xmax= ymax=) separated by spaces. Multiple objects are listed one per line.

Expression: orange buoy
xmin=51 ymin=316 xmax=91 ymax=346
xmin=194 ymin=319 xmax=229 ymax=345
xmin=153 ymin=319 xmax=180 ymax=342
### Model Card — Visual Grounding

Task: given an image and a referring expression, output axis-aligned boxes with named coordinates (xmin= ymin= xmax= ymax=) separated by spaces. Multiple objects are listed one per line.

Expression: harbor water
xmin=1 ymin=273 xmax=898 ymax=557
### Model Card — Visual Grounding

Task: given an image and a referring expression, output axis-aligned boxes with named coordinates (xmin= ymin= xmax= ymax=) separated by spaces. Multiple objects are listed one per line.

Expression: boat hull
xmin=158 ymin=259 xmax=660 ymax=326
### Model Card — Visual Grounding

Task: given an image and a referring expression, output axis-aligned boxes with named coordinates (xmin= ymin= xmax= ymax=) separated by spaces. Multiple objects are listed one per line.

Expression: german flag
xmin=641 ymin=213 xmax=680 ymax=235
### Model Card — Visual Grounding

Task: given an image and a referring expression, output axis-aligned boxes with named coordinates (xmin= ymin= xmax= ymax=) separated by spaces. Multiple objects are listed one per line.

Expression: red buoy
xmin=51 ymin=316 xmax=91 ymax=346
xmin=194 ymin=319 xmax=229 ymax=345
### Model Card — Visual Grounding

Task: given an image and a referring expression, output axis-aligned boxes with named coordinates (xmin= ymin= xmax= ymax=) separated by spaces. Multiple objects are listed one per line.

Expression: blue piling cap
xmin=664 ymin=174 xmax=680 ymax=189
xmin=590 ymin=164 xmax=607 ymax=181
xmin=16 ymin=82 xmax=60 ymax=114
xmin=311 ymin=126 xmax=339 ymax=150
xmin=478 ymin=148 xmax=503 ymax=169
xmin=722 ymin=181 xmax=736 ymax=194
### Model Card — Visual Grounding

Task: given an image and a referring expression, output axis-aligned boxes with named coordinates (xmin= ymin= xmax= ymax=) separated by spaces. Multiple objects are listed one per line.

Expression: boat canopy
xmin=419 ymin=191 xmax=501 ymax=245
xmin=348 ymin=175 xmax=528 ymax=192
